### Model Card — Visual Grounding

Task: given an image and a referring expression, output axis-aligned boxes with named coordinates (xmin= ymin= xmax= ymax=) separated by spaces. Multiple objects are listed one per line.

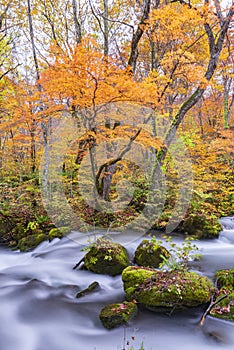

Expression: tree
xmin=0 ymin=0 xmax=233 ymax=237
xmin=150 ymin=1 xmax=234 ymax=162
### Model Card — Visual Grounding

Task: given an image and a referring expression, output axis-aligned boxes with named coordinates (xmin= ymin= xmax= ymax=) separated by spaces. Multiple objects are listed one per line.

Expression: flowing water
xmin=0 ymin=217 xmax=233 ymax=350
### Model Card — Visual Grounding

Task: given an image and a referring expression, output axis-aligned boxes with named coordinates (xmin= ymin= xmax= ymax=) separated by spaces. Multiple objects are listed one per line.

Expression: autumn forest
xmin=0 ymin=0 xmax=233 ymax=250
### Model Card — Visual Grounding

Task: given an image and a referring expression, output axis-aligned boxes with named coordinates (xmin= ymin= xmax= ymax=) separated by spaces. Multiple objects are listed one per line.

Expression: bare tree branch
xmin=0 ymin=64 xmax=21 ymax=80
xmin=95 ymin=128 xmax=142 ymax=189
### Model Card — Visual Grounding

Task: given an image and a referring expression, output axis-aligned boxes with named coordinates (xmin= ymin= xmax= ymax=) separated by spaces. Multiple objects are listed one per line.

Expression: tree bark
xmin=27 ymin=0 xmax=40 ymax=81
xmin=72 ymin=0 xmax=82 ymax=44
xmin=103 ymin=0 xmax=109 ymax=56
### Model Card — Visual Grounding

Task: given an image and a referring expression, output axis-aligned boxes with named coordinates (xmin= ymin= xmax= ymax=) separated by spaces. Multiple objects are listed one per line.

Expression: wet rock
xmin=99 ymin=301 xmax=137 ymax=329
xmin=134 ymin=239 xmax=170 ymax=268
xmin=183 ymin=214 xmax=222 ymax=238
xmin=122 ymin=266 xmax=214 ymax=311
xmin=83 ymin=238 xmax=130 ymax=276
xmin=76 ymin=281 xmax=100 ymax=298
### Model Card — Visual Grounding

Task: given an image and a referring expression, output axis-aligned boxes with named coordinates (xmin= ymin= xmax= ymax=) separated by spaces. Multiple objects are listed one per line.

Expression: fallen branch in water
xmin=76 ymin=281 xmax=100 ymax=298
xmin=200 ymin=294 xmax=228 ymax=326
xmin=73 ymin=257 xmax=84 ymax=270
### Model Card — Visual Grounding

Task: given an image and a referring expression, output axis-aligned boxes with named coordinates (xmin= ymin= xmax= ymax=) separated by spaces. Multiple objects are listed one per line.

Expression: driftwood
xmin=76 ymin=281 xmax=100 ymax=298
xmin=200 ymin=294 xmax=228 ymax=326
xmin=73 ymin=257 xmax=84 ymax=270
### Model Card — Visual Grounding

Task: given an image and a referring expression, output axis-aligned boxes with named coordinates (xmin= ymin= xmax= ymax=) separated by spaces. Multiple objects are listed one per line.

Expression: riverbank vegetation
xmin=0 ymin=0 xmax=233 ymax=249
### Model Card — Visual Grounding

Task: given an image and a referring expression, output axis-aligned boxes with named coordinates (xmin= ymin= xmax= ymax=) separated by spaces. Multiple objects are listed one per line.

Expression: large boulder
xmin=122 ymin=266 xmax=214 ymax=311
xmin=99 ymin=301 xmax=137 ymax=329
xmin=134 ymin=239 xmax=170 ymax=268
xmin=83 ymin=238 xmax=130 ymax=276
xmin=183 ymin=213 xmax=222 ymax=238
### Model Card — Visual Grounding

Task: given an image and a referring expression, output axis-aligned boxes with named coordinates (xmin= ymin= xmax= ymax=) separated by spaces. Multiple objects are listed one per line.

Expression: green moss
xmin=84 ymin=239 xmax=130 ymax=276
xmin=0 ymin=220 xmax=11 ymax=236
xmin=99 ymin=301 xmax=137 ymax=329
xmin=183 ymin=213 xmax=222 ymax=238
xmin=134 ymin=239 xmax=170 ymax=268
xmin=48 ymin=227 xmax=69 ymax=241
xmin=122 ymin=266 xmax=214 ymax=309
xmin=214 ymin=269 xmax=234 ymax=289
xmin=17 ymin=232 xmax=47 ymax=251
xmin=122 ymin=266 xmax=156 ymax=291
xmin=210 ymin=269 xmax=234 ymax=321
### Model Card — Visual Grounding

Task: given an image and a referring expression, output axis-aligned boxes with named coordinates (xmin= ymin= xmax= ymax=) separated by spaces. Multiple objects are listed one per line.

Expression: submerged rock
xmin=122 ymin=266 xmax=214 ymax=311
xmin=83 ymin=238 xmax=130 ymax=276
xmin=134 ymin=239 xmax=170 ymax=268
xmin=99 ymin=301 xmax=137 ymax=329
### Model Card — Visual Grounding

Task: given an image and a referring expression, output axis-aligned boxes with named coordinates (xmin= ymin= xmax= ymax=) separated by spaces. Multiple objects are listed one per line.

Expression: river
xmin=0 ymin=217 xmax=233 ymax=350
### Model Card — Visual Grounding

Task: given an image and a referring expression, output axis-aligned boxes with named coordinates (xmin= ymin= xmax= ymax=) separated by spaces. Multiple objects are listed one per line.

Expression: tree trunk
xmin=103 ymin=0 xmax=109 ymax=56
xmin=223 ymin=76 xmax=234 ymax=129
xmin=30 ymin=123 xmax=36 ymax=173
xmin=72 ymin=0 xmax=82 ymax=44
xmin=27 ymin=0 xmax=40 ymax=82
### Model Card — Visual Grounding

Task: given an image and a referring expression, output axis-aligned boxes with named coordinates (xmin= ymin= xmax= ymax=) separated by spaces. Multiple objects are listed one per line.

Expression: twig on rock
xmin=200 ymin=294 xmax=228 ymax=326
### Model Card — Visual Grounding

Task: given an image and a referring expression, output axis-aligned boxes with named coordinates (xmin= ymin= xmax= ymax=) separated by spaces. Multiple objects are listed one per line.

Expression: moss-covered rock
xmin=48 ymin=227 xmax=69 ymax=241
xmin=122 ymin=266 xmax=214 ymax=310
xmin=17 ymin=232 xmax=47 ymax=251
xmin=210 ymin=292 xmax=234 ymax=321
xmin=134 ymin=239 xmax=170 ymax=268
xmin=214 ymin=269 xmax=234 ymax=290
xmin=99 ymin=301 xmax=137 ymax=329
xmin=84 ymin=238 xmax=130 ymax=276
xmin=210 ymin=269 xmax=234 ymax=321
xmin=183 ymin=213 xmax=222 ymax=238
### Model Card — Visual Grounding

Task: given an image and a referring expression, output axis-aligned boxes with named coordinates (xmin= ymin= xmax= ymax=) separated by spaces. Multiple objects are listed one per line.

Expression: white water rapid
xmin=0 ymin=217 xmax=233 ymax=350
